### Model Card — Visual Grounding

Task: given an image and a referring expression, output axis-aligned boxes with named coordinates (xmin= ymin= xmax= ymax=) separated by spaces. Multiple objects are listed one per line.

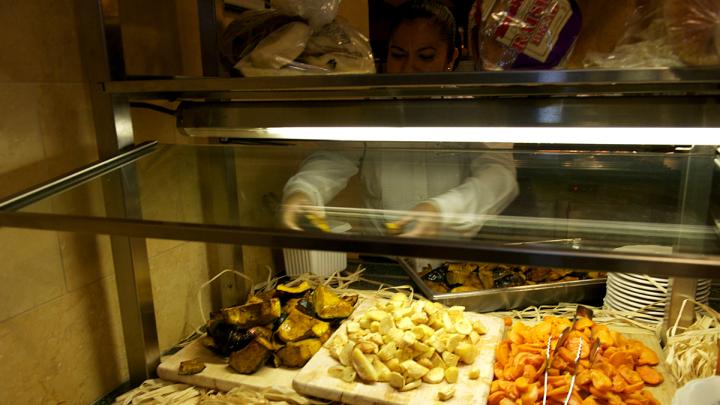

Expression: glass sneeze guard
xmin=0 ymin=141 xmax=718 ymax=277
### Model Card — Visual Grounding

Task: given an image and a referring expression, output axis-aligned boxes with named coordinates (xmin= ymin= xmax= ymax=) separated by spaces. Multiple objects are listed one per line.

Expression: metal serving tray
xmin=398 ymin=257 xmax=607 ymax=313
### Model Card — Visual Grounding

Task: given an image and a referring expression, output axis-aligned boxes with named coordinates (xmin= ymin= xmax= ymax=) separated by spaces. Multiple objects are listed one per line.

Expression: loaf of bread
xmin=665 ymin=0 xmax=720 ymax=66
xmin=476 ymin=0 xmax=583 ymax=70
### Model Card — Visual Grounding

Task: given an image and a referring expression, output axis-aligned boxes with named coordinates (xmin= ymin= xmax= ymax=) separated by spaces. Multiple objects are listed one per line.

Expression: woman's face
xmin=386 ymin=18 xmax=457 ymax=73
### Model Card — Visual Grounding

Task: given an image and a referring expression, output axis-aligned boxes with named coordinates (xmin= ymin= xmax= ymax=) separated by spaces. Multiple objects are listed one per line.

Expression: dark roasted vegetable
xmin=275 ymin=338 xmax=322 ymax=368
xmin=446 ymin=270 xmax=468 ymax=286
xmin=178 ymin=359 xmax=206 ymax=375
xmin=282 ymin=298 xmax=301 ymax=314
xmin=229 ymin=339 xmax=273 ymax=374
xmin=311 ymin=285 xmax=355 ymax=320
xmin=295 ymin=298 xmax=317 ymax=318
xmin=422 ymin=267 xmax=447 ymax=283
xmin=206 ymin=320 xmax=255 ymax=356
xmin=277 ymin=308 xmax=329 ymax=342
xmin=272 ymin=312 xmax=289 ymax=331
xmin=221 ymin=298 xmax=281 ymax=328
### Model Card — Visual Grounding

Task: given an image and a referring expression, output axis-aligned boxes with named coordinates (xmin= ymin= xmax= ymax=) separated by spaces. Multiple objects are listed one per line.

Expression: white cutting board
xmin=293 ymin=300 xmax=506 ymax=405
xmin=156 ymin=336 xmax=298 ymax=392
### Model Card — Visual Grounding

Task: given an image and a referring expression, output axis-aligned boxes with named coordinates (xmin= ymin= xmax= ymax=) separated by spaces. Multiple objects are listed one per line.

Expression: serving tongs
xmin=542 ymin=305 xmax=594 ymax=405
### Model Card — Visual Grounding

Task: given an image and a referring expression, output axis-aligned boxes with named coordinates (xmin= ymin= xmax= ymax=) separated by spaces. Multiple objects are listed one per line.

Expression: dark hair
xmin=389 ymin=0 xmax=457 ymax=61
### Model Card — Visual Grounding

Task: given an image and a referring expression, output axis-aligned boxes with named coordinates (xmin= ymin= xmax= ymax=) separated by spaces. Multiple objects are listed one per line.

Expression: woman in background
xmin=385 ymin=0 xmax=459 ymax=72
xmin=281 ymin=0 xmax=518 ymax=238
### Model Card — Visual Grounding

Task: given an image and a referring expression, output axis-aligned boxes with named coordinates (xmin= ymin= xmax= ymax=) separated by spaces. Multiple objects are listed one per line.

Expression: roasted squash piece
xmin=312 ymin=285 xmax=355 ymax=320
xmin=276 ymin=281 xmax=313 ymax=301
xmin=221 ymin=298 xmax=281 ymax=328
xmin=275 ymin=338 xmax=322 ymax=367
xmin=277 ymin=281 xmax=312 ymax=294
xmin=636 ymin=365 xmax=663 ymax=385
xmin=229 ymin=339 xmax=272 ymax=374
xmin=277 ymin=308 xmax=329 ymax=342
xmin=178 ymin=359 xmax=206 ymax=375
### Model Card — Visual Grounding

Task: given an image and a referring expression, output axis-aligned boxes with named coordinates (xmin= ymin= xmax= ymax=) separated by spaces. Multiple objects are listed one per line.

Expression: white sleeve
xmin=428 ymin=144 xmax=519 ymax=236
xmin=282 ymin=150 xmax=363 ymax=205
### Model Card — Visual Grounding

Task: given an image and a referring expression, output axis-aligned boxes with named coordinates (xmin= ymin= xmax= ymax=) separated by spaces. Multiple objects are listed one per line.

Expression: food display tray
xmin=398 ymin=257 xmax=607 ymax=312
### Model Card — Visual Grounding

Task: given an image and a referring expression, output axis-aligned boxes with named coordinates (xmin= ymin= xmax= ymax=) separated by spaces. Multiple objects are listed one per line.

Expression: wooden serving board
xmin=293 ymin=299 xmax=506 ymax=405
xmin=156 ymin=336 xmax=297 ymax=392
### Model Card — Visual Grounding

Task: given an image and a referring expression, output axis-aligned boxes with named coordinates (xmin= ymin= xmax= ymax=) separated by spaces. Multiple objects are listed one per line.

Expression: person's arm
xmin=281 ymin=150 xmax=363 ymax=229
xmin=428 ymin=145 xmax=518 ymax=236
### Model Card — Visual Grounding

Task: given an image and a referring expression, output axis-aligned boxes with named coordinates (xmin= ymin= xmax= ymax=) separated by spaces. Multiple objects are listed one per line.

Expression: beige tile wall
xmin=0 ymin=1 xmax=371 ymax=402
xmin=0 ymin=0 xmax=129 ymax=401
xmin=0 ymin=0 xmax=216 ymax=403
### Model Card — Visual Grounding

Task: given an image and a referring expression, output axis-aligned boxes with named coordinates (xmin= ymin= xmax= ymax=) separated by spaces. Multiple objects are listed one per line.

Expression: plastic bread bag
xmin=299 ymin=19 xmax=376 ymax=74
xmin=470 ymin=0 xmax=583 ymax=70
xmin=665 ymin=0 xmax=720 ymax=66
xmin=582 ymin=0 xmax=685 ymax=68
xmin=564 ymin=0 xmax=642 ymax=68
xmin=236 ymin=19 xmax=376 ymax=76
xmin=235 ymin=21 xmax=317 ymax=76
xmin=220 ymin=9 xmax=303 ymax=73
xmin=270 ymin=0 xmax=342 ymax=29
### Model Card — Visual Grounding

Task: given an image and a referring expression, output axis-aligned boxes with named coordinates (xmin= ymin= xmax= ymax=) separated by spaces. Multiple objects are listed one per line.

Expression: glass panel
xmin=17 ymin=142 xmax=720 ymax=262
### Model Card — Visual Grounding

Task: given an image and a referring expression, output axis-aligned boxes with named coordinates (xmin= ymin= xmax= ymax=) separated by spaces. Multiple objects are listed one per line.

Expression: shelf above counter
xmin=0 ymin=141 xmax=718 ymax=278
xmin=105 ymin=68 xmax=720 ymax=100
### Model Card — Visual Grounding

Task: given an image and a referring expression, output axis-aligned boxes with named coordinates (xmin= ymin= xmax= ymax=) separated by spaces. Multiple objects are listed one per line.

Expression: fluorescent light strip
xmin=265 ymin=127 xmax=719 ymax=145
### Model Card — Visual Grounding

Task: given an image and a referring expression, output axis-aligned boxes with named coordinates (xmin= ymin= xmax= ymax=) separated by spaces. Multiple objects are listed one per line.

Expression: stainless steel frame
xmin=103 ymin=69 xmax=720 ymax=100
xmin=0 ymin=141 xmax=156 ymax=212
xmin=76 ymin=0 xmax=158 ymax=385
xmin=177 ymin=97 xmax=720 ymax=136
xmin=1 ymin=208 xmax=718 ymax=278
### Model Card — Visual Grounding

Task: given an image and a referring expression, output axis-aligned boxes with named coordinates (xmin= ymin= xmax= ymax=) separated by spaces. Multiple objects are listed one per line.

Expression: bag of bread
xmin=299 ymin=19 xmax=376 ymax=74
xmin=471 ymin=0 xmax=583 ymax=70
xmin=234 ymin=19 xmax=375 ymax=77
xmin=270 ymin=0 xmax=342 ymax=29
xmin=665 ymin=0 xmax=720 ymax=66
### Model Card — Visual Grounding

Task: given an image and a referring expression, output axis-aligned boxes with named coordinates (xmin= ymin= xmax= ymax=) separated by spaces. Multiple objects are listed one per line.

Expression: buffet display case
xmin=1 ymin=0 xmax=719 ymax=392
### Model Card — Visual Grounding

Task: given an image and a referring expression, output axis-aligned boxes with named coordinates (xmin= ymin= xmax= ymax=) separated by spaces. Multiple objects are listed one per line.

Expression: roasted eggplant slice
xmin=206 ymin=320 xmax=255 ymax=356
xmin=277 ymin=308 xmax=329 ymax=342
xmin=229 ymin=339 xmax=272 ymax=374
xmin=311 ymin=285 xmax=355 ymax=320
xmin=295 ymin=298 xmax=317 ymax=318
xmin=275 ymin=338 xmax=322 ymax=368
xmin=221 ymin=298 xmax=281 ymax=328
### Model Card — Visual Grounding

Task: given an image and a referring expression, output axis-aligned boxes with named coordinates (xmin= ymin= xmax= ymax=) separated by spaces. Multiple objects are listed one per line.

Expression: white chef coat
xmin=282 ymin=143 xmax=519 ymax=238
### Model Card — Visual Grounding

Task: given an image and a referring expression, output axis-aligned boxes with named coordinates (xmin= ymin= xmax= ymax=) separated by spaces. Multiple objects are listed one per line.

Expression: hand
xmin=280 ymin=192 xmax=326 ymax=231
xmin=388 ymin=201 xmax=442 ymax=238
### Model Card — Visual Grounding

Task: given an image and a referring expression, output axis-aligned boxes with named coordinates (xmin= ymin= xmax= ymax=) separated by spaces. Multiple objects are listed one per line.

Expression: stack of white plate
xmin=605 ymin=273 xmax=712 ymax=323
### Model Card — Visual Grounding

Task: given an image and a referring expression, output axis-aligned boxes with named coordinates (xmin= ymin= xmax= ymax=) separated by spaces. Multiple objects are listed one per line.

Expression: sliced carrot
xmin=636 ymin=365 xmax=663 ymax=386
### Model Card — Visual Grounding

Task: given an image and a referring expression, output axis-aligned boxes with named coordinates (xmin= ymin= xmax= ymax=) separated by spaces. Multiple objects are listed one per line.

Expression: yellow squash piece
xmin=275 ymin=338 xmax=323 ymax=368
xmin=221 ymin=298 xmax=281 ymax=329
xmin=312 ymin=285 xmax=355 ymax=320
xmin=229 ymin=339 xmax=272 ymax=374
xmin=278 ymin=308 xmax=330 ymax=342
xmin=277 ymin=281 xmax=313 ymax=296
